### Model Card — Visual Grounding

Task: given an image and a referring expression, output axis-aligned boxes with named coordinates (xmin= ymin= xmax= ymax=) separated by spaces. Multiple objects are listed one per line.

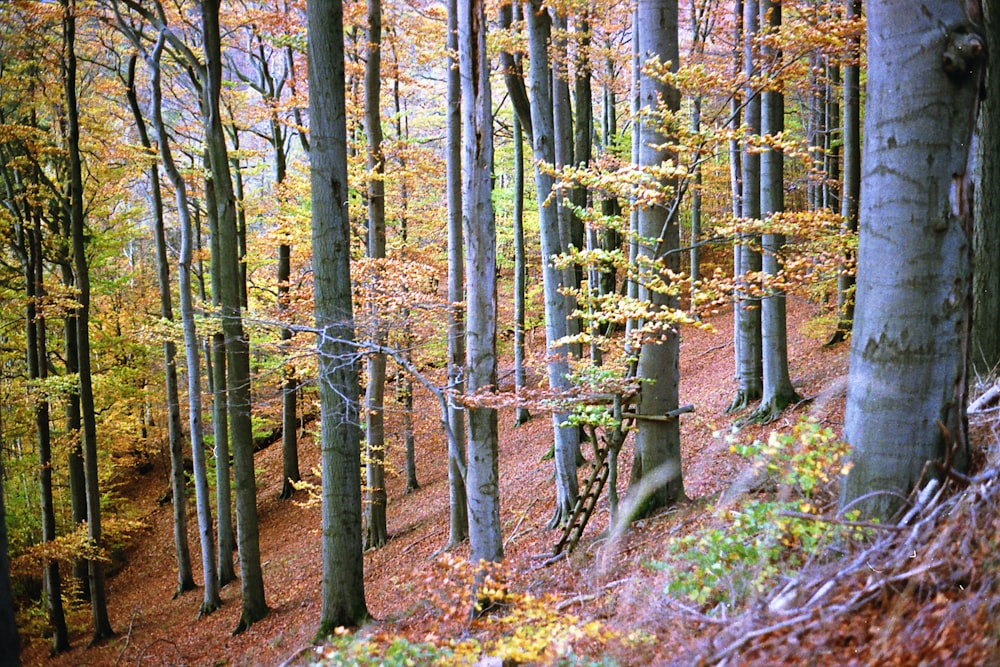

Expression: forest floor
xmin=19 ymin=297 xmax=1000 ymax=666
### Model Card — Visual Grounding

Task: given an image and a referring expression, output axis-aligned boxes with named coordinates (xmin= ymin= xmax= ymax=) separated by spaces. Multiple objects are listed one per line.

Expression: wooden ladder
xmin=553 ymin=447 xmax=610 ymax=556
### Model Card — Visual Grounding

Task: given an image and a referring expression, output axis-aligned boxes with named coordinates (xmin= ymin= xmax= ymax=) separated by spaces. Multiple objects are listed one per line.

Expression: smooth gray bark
xmin=841 ymin=0 xmax=983 ymax=521
xmin=754 ymin=0 xmax=799 ymax=422
xmin=972 ymin=0 xmax=1000 ymax=375
xmin=525 ymin=0 xmax=579 ymax=529
xmin=460 ymin=0 xmax=503 ymax=566
xmin=124 ymin=55 xmax=196 ymax=599
xmin=138 ymin=33 xmax=222 ymax=616
xmin=513 ymin=110 xmax=531 ymax=427
xmin=445 ymin=0 xmax=469 ymax=547
xmin=364 ymin=0 xmax=389 ymax=551
xmin=830 ymin=0 xmax=861 ymax=344
xmin=630 ymin=0 xmax=685 ymax=513
xmin=729 ymin=0 xmax=763 ymax=413
xmin=308 ymin=0 xmax=370 ymax=633
xmin=202 ymin=0 xmax=267 ymax=631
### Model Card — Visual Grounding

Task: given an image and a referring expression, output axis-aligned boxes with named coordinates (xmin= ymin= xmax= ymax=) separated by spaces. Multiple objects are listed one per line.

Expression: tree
xmin=629 ymin=0 xmax=686 ymax=513
xmin=729 ymin=0 xmax=763 ymax=414
xmin=202 ymin=0 xmax=268 ymax=631
xmin=63 ymin=0 xmax=113 ymax=640
xmin=460 ymin=0 xmax=503 ymax=565
xmin=753 ymin=0 xmax=799 ymax=422
xmin=308 ymin=0 xmax=370 ymax=633
xmin=445 ymin=0 xmax=469 ymax=548
xmin=840 ymin=0 xmax=985 ymax=521
xmin=364 ymin=0 xmax=389 ymax=551
xmin=972 ymin=0 xmax=999 ymax=374
xmin=123 ymin=54 xmax=196 ymax=600
xmin=525 ymin=0 xmax=579 ymax=529
xmin=0 ymin=463 xmax=19 ymax=667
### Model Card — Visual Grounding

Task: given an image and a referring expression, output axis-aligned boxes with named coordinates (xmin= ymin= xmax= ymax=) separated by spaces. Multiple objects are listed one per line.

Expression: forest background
xmin=1 ymin=0 xmax=999 ymax=664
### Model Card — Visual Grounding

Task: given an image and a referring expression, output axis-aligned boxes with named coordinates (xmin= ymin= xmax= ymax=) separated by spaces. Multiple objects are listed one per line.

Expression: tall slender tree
xmin=202 ymin=0 xmax=267 ymax=631
xmin=445 ymin=0 xmax=469 ymax=547
xmin=729 ymin=0 xmax=763 ymax=413
xmin=308 ymin=0 xmax=370 ymax=633
xmin=0 ymin=461 xmax=19 ymax=667
xmin=124 ymin=55 xmax=196 ymax=599
xmin=364 ymin=0 xmax=389 ymax=550
xmin=525 ymin=0 xmax=579 ymax=529
xmin=460 ymin=0 xmax=503 ymax=565
xmin=841 ymin=0 xmax=984 ymax=521
xmin=62 ymin=0 xmax=113 ymax=640
xmin=754 ymin=0 xmax=799 ymax=422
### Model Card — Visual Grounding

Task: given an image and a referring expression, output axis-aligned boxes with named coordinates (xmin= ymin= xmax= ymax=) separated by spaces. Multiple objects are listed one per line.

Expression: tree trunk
xmin=829 ymin=0 xmax=861 ymax=344
xmin=525 ymin=0 xmax=579 ymax=530
xmin=729 ymin=0 xmax=744 ymax=380
xmin=754 ymin=0 xmax=799 ymax=422
xmin=513 ymin=109 xmax=532 ymax=427
xmin=841 ymin=0 xmax=983 ymax=521
xmin=630 ymin=0 xmax=685 ymax=515
xmin=499 ymin=1 xmax=532 ymax=140
xmin=124 ymin=55 xmax=196 ymax=598
xmin=202 ymin=0 xmax=268 ymax=632
xmin=460 ymin=0 xmax=503 ymax=566
xmin=445 ymin=0 xmax=470 ymax=548
xmin=364 ymin=0 xmax=389 ymax=551
xmin=972 ymin=0 xmax=1000 ymax=374
xmin=0 ymin=467 xmax=20 ymax=667
xmin=63 ymin=0 xmax=113 ymax=640
xmin=729 ymin=0 xmax=763 ymax=414
xmin=139 ymin=33 xmax=222 ymax=617
xmin=307 ymin=0 xmax=370 ymax=633
xmin=24 ymin=218 xmax=69 ymax=652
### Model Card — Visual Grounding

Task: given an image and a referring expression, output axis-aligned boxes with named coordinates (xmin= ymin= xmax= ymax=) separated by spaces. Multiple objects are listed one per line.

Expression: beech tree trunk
xmin=755 ymin=0 xmax=799 ymax=422
xmin=24 ymin=217 xmax=69 ymax=652
xmin=729 ymin=0 xmax=763 ymax=413
xmin=445 ymin=0 xmax=469 ymax=548
xmin=830 ymin=0 xmax=861 ymax=344
xmin=308 ymin=0 xmax=370 ymax=633
xmin=525 ymin=0 xmax=579 ymax=529
xmin=363 ymin=0 xmax=389 ymax=551
xmin=202 ymin=0 xmax=267 ymax=632
xmin=630 ymin=0 xmax=686 ymax=514
xmin=460 ymin=0 xmax=503 ymax=566
xmin=841 ymin=0 xmax=983 ymax=521
xmin=972 ymin=0 xmax=1000 ymax=374
xmin=63 ymin=0 xmax=113 ymax=640
xmin=124 ymin=55 xmax=196 ymax=598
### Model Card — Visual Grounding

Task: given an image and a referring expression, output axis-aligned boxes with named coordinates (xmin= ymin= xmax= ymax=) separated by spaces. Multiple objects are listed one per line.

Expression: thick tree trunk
xmin=460 ymin=0 xmax=503 ymax=566
xmin=630 ymin=0 xmax=685 ymax=514
xmin=729 ymin=0 xmax=763 ymax=414
xmin=308 ymin=0 xmax=370 ymax=633
xmin=364 ymin=0 xmax=389 ymax=551
xmin=63 ymin=1 xmax=113 ymax=640
xmin=202 ymin=0 xmax=267 ymax=632
xmin=525 ymin=0 xmax=579 ymax=529
xmin=972 ymin=0 xmax=1000 ymax=374
xmin=841 ymin=0 xmax=983 ymax=521
xmin=445 ymin=0 xmax=469 ymax=548
xmin=755 ymin=0 xmax=799 ymax=422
